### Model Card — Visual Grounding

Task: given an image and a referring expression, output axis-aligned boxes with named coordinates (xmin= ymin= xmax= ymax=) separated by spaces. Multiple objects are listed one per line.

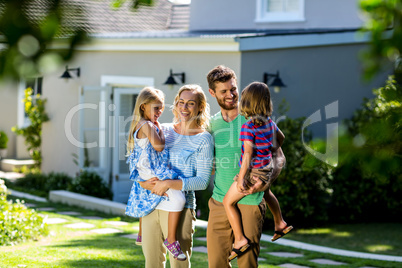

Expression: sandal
xmin=271 ymin=225 xmax=293 ymax=242
xmin=163 ymin=238 xmax=187 ymax=261
xmin=135 ymin=235 xmax=142 ymax=246
xmin=228 ymin=243 xmax=251 ymax=261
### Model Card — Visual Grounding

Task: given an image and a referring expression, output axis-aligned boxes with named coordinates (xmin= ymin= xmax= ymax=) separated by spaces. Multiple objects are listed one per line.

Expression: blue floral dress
xmin=125 ymin=124 xmax=177 ymax=218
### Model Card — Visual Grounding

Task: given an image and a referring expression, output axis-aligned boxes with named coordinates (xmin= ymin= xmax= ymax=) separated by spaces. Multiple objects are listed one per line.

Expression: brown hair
xmin=240 ymin=82 xmax=273 ymax=125
xmin=206 ymin=65 xmax=237 ymax=91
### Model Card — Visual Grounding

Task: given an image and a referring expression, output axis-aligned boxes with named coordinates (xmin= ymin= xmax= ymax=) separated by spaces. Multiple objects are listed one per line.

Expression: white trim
xmin=17 ymin=81 xmax=27 ymax=128
xmin=239 ymin=31 xmax=371 ymax=51
xmin=51 ymin=37 xmax=239 ymax=52
xmin=101 ymin=75 xmax=154 ymax=87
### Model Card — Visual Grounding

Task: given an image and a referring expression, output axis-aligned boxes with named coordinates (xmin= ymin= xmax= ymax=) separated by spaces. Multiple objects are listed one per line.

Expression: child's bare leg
xmin=138 ymin=217 xmax=142 ymax=236
xmin=223 ymin=182 xmax=249 ymax=249
xmin=166 ymin=211 xmax=182 ymax=244
xmin=264 ymin=189 xmax=287 ymax=231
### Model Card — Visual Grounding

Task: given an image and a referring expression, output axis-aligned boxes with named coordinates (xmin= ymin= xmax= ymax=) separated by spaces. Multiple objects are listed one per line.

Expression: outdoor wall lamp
xmin=60 ymin=66 xmax=80 ymax=79
xmin=164 ymin=69 xmax=185 ymax=86
xmin=263 ymin=71 xmax=286 ymax=93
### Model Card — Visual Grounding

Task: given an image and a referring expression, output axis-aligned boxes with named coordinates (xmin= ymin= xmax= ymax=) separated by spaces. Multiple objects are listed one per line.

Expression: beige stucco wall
xmin=0 ymin=80 xmax=20 ymax=159
xmin=41 ymin=47 xmax=241 ymax=177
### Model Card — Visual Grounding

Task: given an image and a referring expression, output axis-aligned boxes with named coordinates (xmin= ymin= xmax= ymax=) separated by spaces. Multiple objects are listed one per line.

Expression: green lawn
xmin=1 ymin=195 xmax=401 ymax=268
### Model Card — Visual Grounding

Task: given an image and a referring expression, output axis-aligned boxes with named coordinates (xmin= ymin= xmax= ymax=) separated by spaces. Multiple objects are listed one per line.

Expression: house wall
xmin=240 ymin=42 xmax=391 ymax=138
xmin=0 ymin=81 xmax=20 ymax=159
xmin=41 ymin=48 xmax=241 ymax=177
xmin=190 ymin=0 xmax=364 ymax=31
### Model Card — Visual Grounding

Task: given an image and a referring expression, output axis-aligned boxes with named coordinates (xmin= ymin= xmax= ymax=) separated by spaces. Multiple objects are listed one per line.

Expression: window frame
xmin=255 ymin=0 xmax=305 ymax=23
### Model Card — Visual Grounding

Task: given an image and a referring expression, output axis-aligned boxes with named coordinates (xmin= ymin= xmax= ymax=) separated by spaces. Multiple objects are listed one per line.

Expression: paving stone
xmin=258 ymin=257 xmax=266 ymax=262
xmin=310 ymin=259 xmax=347 ymax=265
xmin=121 ymin=234 xmax=138 ymax=239
xmin=37 ymin=207 xmax=55 ymax=211
xmin=64 ymin=222 xmax=95 ymax=229
xmin=91 ymin=228 xmax=123 ymax=234
xmin=192 ymin=246 xmax=208 ymax=254
xmin=57 ymin=211 xmax=81 ymax=216
xmin=268 ymin=252 xmax=304 ymax=258
xmin=104 ymin=221 xmax=128 ymax=226
xmin=279 ymin=264 xmax=310 ymax=268
xmin=195 ymin=237 xmax=207 ymax=241
xmin=79 ymin=216 xmax=104 ymax=220
xmin=44 ymin=218 xmax=68 ymax=224
xmin=24 ymin=203 xmax=36 ymax=207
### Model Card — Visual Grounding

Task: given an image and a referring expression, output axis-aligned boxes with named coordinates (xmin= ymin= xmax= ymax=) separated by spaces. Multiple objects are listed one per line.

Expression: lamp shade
xmin=60 ymin=70 xmax=72 ymax=79
xmin=164 ymin=76 xmax=178 ymax=85
xmin=270 ymin=77 xmax=286 ymax=88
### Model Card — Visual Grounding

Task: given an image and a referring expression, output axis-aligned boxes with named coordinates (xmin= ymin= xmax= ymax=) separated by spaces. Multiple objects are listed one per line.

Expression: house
xmin=0 ymin=0 xmax=391 ymax=202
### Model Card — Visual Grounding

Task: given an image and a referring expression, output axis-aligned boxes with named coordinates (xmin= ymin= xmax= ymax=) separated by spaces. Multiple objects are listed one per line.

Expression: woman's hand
xmin=138 ymin=177 xmax=158 ymax=191
xmin=153 ymin=120 xmax=161 ymax=130
xmin=151 ymin=180 xmax=169 ymax=197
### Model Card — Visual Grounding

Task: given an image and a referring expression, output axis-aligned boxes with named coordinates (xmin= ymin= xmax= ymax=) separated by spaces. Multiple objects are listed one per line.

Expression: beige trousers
xmin=142 ymin=208 xmax=195 ymax=268
xmin=207 ymin=198 xmax=266 ymax=268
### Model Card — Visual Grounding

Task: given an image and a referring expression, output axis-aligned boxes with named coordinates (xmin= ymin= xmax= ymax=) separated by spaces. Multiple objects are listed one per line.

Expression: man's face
xmin=209 ymin=78 xmax=239 ymax=111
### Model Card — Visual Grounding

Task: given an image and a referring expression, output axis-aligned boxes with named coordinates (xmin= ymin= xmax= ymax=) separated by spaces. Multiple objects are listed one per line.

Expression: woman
xmin=138 ymin=84 xmax=214 ymax=268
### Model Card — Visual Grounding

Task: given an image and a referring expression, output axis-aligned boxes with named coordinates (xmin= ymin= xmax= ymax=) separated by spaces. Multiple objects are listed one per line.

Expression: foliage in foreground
xmin=330 ymin=76 xmax=402 ymax=222
xmin=0 ymin=179 xmax=48 ymax=246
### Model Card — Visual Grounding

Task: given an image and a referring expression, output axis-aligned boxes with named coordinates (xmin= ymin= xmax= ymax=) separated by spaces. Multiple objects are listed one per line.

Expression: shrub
xmin=10 ymin=172 xmax=73 ymax=197
xmin=12 ymin=87 xmax=49 ymax=170
xmin=68 ymin=170 xmax=113 ymax=200
xmin=0 ymin=179 xmax=48 ymax=246
xmin=265 ymin=102 xmax=333 ymax=228
xmin=13 ymin=173 xmax=48 ymax=192
xmin=45 ymin=172 xmax=73 ymax=191
xmin=330 ymin=76 xmax=402 ymax=222
xmin=0 ymin=130 xmax=8 ymax=149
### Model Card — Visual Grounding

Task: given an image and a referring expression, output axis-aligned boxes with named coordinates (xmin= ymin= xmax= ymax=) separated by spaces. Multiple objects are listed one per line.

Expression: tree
xmin=359 ymin=0 xmax=402 ymax=81
xmin=328 ymin=0 xmax=402 ymax=222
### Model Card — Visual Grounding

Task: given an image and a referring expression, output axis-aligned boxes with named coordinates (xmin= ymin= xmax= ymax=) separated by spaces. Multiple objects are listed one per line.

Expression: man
xmin=206 ymin=65 xmax=288 ymax=268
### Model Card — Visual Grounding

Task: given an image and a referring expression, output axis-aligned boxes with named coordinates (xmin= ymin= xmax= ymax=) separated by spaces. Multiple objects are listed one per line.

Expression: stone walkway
xmin=8 ymin=188 xmax=402 ymax=267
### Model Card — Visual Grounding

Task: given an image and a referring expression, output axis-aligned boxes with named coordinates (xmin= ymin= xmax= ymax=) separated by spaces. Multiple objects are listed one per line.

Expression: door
xmin=79 ymin=86 xmax=112 ymax=184
xmin=112 ymin=88 xmax=142 ymax=203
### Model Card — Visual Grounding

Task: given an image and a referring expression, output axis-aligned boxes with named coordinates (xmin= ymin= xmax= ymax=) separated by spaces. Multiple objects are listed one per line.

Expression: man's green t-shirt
xmin=209 ymin=111 xmax=264 ymax=205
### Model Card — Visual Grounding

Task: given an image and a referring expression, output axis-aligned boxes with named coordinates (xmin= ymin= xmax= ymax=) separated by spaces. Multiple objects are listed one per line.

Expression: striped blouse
xmin=239 ymin=118 xmax=278 ymax=169
xmin=161 ymin=123 xmax=214 ymax=210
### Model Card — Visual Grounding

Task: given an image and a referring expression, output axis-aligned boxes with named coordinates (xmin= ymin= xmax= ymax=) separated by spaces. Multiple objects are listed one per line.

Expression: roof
xmin=18 ymin=0 xmax=190 ymax=34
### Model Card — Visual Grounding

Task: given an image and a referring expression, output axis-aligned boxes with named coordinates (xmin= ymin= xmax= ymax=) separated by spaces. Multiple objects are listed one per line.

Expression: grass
xmin=1 ymin=195 xmax=401 ymax=268
xmin=283 ymin=223 xmax=402 ymax=256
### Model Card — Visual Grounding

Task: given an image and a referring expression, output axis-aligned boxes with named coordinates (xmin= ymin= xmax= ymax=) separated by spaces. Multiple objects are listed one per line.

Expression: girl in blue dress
xmin=126 ymin=87 xmax=186 ymax=261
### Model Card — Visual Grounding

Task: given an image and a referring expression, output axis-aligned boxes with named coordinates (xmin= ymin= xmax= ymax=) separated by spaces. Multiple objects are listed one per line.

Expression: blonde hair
xmin=172 ymin=84 xmax=210 ymax=129
xmin=126 ymin=87 xmax=164 ymax=154
xmin=240 ymin=82 xmax=273 ymax=125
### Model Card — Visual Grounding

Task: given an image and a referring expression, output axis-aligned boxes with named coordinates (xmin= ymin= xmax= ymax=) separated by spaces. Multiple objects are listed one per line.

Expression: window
xmin=18 ymin=77 xmax=43 ymax=127
xmin=256 ymin=0 xmax=305 ymax=23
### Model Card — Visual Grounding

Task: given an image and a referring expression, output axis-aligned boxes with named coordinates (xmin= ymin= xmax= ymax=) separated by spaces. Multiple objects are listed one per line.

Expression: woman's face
xmin=176 ymin=90 xmax=200 ymax=123
xmin=141 ymin=100 xmax=164 ymax=123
